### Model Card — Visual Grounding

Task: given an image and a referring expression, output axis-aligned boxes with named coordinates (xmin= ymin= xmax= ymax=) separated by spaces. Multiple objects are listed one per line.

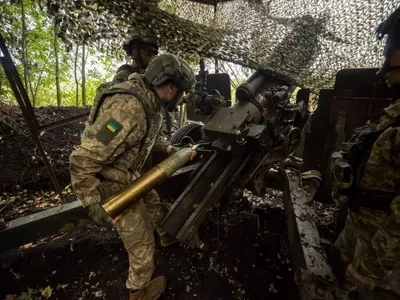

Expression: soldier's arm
xmin=69 ymin=94 xmax=147 ymax=207
xmin=152 ymin=130 xmax=173 ymax=153
xmin=378 ymin=100 xmax=400 ymax=129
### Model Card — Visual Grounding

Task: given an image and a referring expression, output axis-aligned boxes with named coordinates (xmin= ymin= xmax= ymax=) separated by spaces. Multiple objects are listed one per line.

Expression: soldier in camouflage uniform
xmin=92 ymin=36 xmax=182 ymax=249
xmin=332 ymin=7 xmax=400 ymax=300
xmin=123 ymin=35 xmax=159 ymax=72
xmin=69 ymin=53 xmax=196 ymax=300
xmin=113 ymin=34 xmax=159 ymax=83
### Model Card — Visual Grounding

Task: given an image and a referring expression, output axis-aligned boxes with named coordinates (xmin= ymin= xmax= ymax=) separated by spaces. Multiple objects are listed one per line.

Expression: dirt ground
xmin=0 ymin=102 xmax=178 ymax=194
xmin=0 ymin=103 xmax=338 ymax=300
xmin=0 ymin=190 xmax=337 ymax=300
xmin=0 ymin=102 xmax=89 ymax=193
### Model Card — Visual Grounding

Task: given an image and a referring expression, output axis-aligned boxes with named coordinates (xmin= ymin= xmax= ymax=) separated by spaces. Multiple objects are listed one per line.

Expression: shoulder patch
xmin=95 ymin=118 xmax=123 ymax=146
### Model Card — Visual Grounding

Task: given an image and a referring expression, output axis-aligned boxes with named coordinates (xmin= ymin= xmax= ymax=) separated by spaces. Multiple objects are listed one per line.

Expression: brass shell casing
xmin=102 ymin=147 xmax=193 ymax=218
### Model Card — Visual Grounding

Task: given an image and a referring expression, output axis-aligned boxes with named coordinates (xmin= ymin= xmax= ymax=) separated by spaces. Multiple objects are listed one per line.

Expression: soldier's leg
xmin=373 ymin=287 xmax=400 ymax=300
xmin=334 ymin=214 xmax=357 ymax=266
xmin=142 ymin=189 xmax=179 ymax=247
xmin=333 ymin=214 xmax=359 ymax=296
xmin=370 ymin=262 xmax=400 ymax=299
xmin=114 ymin=199 xmax=156 ymax=290
xmin=142 ymin=189 xmax=168 ymax=230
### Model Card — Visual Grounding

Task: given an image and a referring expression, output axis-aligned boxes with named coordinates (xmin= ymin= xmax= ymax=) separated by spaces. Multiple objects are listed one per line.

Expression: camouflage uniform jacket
xmin=69 ymin=73 xmax=170 ymax=207
xmin=352 ymin=99 xmax=400 ymax=288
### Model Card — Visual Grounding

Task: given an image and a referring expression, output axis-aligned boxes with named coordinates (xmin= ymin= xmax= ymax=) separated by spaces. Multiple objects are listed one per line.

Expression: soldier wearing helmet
xmin=120 ymin=35 xmax=159 ymax=76
xmin=91 ymin=37 xmax=181 ymax=249
xmin=112 ymin=34 xmax=159 ymax=83
xmin=332 ymin=6 xmax=400 ymax=300
xmin=69 ymin=53 xmax=196 ymax=300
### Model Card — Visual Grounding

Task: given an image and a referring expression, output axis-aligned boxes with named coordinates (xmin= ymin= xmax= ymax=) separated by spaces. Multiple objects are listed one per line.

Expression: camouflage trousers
xmin=102 ymin=182 xmax=169 ymax=289
xmin=335 ymin=211 xmax=400 ymax=299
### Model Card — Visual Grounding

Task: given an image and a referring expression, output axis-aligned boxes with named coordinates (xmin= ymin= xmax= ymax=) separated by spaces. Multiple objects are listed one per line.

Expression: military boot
xmin=129 ymin=276 xmax=167 ymax=300
xmin=158 ymin=230 xmax=180 ymax=247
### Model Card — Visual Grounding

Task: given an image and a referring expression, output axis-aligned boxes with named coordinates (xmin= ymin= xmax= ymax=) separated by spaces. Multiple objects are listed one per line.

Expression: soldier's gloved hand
xmin=86 ymin=203 xmax=113 ymax=228
xmin=189 ymin=145 xmax=197 ymax=161
xmin=166 ymin=145 xmax=179 ymax=156
xmin=167 ymin=144 xmax=197 ymax=160
xmin=184 ymin=143 xmax=197 ymax=161
xmin=346 ymin=264 xmax=371 ymax=296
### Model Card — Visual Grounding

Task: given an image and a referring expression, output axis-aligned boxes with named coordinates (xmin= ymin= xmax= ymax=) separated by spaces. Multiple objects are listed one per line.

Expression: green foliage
xmin=0 ymin=0 xmax=120 ymax=107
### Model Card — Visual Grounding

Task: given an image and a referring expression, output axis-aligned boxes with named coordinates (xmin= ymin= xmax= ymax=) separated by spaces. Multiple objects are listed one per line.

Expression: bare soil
xmin=0 ymin=102 xmax=89 ymax=193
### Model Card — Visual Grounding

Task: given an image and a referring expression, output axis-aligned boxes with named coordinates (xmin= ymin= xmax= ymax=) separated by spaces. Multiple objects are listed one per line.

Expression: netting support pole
xmin=0 ymin=32 xmax=65 ymax=202
xmin=214 ymin=3 xmax=219 ymax=73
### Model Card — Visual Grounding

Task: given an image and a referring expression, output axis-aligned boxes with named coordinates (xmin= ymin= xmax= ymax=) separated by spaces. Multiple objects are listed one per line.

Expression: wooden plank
xmin=0 ymin=201 xmax=90 ymax=251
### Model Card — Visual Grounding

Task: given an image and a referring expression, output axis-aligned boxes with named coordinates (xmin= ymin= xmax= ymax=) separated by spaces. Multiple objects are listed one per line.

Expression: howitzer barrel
xmin=102 ymin=147 xmax=194 ymax=219
xmin=236 ymin=71 xmax=267 ymax=102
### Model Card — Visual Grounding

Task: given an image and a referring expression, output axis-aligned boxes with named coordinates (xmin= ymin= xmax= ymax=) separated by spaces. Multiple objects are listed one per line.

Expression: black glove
xmin=86 ymin=204 xmax=113 ymax=228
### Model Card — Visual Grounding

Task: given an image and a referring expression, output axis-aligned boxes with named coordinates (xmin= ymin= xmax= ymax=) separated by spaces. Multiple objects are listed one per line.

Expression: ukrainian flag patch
xmin=107 ymin=122 xmax=118 ymax=133
xmin=95 ymin=118 xmax=123 ymax=146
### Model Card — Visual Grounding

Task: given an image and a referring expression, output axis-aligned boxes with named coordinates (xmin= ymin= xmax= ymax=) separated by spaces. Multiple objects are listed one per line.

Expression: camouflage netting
xmin=41 ymin=0 xmax=398 ymax=90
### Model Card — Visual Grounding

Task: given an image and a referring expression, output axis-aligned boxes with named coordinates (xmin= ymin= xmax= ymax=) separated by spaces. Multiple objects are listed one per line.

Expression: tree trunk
xmin=81 ymin=43 xmax=86 ymax=106
xmin=32 ymin=70 xmax=43 ymax=102
xmin=54 ymin=22 xmax=61 ymax=107
xmin=28 ymin=74 xmax=36 ymax=106
xmin=20 ymin=0 xmax=30 ymax=101
xmin=0 ymin=69 xmax=3 ymax=100
xmin=74 ymin=45 xmax=79 ymax=106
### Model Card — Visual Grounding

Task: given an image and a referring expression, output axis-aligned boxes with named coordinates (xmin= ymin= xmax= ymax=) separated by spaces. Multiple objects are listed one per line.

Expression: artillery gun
xmin=161 ymin=65 xmax=395 ymax=299
xmin=163 ymin=70 xmax=306 ymax=247
xmin=158 ymin=68 xmax=337 ymax=299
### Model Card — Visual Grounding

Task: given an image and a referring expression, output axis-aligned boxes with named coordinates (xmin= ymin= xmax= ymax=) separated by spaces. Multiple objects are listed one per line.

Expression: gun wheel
xmin=169 ymin=123 xmax=205 ymax=145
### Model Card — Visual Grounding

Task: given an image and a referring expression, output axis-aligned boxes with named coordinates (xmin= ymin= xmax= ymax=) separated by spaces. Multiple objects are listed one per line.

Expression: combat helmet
xmin=122 ymin=33 xmax=159 ymax=56
xmin=376 ymin=7 xmax=400 ymax=76
xmin=113 ymin=64 xmax=138 ymax=83
xmin=144 ymin=53 xmax=196 ymax=93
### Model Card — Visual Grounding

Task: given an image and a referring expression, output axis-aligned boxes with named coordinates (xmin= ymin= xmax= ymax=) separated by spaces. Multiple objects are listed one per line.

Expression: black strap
xmin=341 ymin=187 xmax=396 ymax=213
xmin=358 ymin=189 xmax=396 ymax=212
xmin=390 ymin=115 xmax=400 ymax=127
